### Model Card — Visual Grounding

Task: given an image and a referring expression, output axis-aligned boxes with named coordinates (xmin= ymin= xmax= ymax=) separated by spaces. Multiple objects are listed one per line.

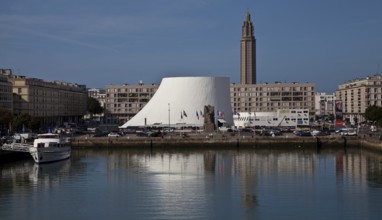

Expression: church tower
xmin=240 ymin=11 xmax=256 ymax=84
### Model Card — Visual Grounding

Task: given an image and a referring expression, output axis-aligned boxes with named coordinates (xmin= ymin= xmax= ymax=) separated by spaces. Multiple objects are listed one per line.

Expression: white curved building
xmin=120 ymin=76 xmax=233 ymax=128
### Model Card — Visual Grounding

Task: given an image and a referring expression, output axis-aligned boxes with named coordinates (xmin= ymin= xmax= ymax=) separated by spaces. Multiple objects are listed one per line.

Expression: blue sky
xmin=1 ymin=0 xmax=381 ymax=93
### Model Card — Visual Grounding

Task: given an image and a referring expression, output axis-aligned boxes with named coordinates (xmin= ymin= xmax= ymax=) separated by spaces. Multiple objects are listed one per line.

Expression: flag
xmin=183 ymin=110 xmax=187 ymax=117
xmin=196 ymin=111 xmax=199 ymax=120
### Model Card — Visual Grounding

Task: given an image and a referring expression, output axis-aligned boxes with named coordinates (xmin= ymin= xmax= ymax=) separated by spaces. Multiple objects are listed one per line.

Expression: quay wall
xmin=3 ymin=136 xmax=382 ymax=163
xmin=360 ymin=139 xmax=382 ymax=152
xmin=0 ymin=150 xmax=30 ymax=163
xmin=71 ymin=136 xmax=360 ymax=149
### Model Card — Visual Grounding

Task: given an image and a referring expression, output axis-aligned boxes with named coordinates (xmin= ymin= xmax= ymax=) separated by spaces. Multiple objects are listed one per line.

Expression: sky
xmin=1 ymin=0 xmax=381 ymax=93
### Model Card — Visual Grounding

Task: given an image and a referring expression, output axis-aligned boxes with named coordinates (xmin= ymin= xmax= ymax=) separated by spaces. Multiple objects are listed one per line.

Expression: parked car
xmin=93 ymin=131 xmax=109 ymax=137
xmin=315 ymin=130 xmax=330 ymax=136
xmin=239 ymin=128 xmax=254 ymax=133
xmin=263 ymin=129 xmax=282 ymax=136
xmin=136 ymin=131 xmax=153 ymax=137
xmin=335 ymin=127 xmax=352 ymax=134
xmin=340 ymin=129 xmax=357 ymax=136
xmin=310 ymin=129 xmax=321 ymax=136
xmin=108 ymin=132 xmax=121 ymax=137
xmin=311 ymin=129 xmax=330 ymax=136
xmin=224 ymin=127 xmax=238 ymax=133
xmin=161 ymin=128 xmax=175 ymax=133
xmin=295 ymin=130 xmax=312 ymax=137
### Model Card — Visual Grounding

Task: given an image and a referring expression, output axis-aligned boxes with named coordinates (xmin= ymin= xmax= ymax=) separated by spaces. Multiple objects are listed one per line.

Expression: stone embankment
xmin=71 ymin=134 xmax=361 ymax=150
xmin=2 ymin=134 xmax=382 ymax=164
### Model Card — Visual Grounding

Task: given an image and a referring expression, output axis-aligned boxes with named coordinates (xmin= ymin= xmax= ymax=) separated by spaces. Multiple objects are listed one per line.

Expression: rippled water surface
xmin=1 ymin=147 xmax=382 ymax=220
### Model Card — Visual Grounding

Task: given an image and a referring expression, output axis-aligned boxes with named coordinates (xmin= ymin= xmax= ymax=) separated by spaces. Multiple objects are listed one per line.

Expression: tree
xmin=29 ymin=117 xmax=41 ymax=132
xmin=0 ymin=107 xmax=12 ymax=125
xmin=87 ymin=97 xmax=103 ymax=116
xmin=12 ymin=113 xmax=31 ymax=132
xmin=364 ymin=105 xmax=382 ymax=126
xmin=0 ymin=107 xmax=13 ymax=134
xmin=9 ymin=112 xmax=41 ymax=133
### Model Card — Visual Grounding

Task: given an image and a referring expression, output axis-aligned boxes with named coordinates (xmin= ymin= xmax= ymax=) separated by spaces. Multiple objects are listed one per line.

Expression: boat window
xmin=49 ymin=143 xmax=58 ymax=147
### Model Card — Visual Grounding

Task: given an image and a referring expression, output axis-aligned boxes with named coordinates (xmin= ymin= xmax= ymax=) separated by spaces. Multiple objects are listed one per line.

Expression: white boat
xmin=29 ymin=133 xmax=71 ymax=164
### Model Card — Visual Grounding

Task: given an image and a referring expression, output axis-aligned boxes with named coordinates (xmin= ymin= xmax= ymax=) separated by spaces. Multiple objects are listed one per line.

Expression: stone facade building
xmin=1 ymin=70 xmax=87 ymax=127
xmin=315 ymin=92 xmax=336 ymax=118
xmin=335 ymin=74 xmax=382 ymax=124
xmin=0 ymin=70 xmax=13 ymax=112
xmin=231 ymin=82 xmax=316 ymax=119
xmin=105 ymin=83 xmax=159 ymax=125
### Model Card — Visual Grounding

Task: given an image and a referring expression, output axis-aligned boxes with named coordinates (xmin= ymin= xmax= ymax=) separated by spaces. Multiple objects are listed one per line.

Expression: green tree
xmin=0 ymin=107 xmax=13 ymax=134
xmin=29 ymin=117 xmax=41 ymax=132
xmin=87 ymin=97 xmax=103 ymax=117
xmin=12 ymin=113 xmax=31 ymax=132
xmin=364 ymin=105 xmax=382 ymax=126
xmin=0 ymin=107 xmax=12 ymax=125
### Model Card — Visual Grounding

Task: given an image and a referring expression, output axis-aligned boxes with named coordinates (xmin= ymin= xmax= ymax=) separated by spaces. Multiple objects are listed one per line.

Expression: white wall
xmin=120 ymin=76 xmax=233 ymax=128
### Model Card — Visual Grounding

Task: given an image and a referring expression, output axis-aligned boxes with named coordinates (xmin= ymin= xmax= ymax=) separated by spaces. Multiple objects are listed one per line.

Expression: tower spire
xmin=240 ymin=11 xmax=256 ymax=84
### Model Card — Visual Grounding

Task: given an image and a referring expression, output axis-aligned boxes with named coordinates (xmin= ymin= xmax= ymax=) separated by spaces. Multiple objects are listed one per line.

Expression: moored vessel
xmin=29 ymin=133 xmax=71 ymax=163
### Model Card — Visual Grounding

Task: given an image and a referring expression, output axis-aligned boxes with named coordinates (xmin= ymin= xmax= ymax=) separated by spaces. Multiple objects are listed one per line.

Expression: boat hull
xmin=29 ymin=147 xmax=71 ymax=164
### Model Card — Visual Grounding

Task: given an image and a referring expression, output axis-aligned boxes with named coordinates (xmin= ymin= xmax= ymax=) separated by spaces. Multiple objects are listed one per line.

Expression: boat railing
xmin=1 ymin=143 xmax=32 ymax=152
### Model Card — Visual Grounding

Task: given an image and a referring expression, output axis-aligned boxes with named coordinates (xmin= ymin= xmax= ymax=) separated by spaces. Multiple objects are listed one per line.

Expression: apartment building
xmin=1 ymin=70 xmax=87 ymax=127
xmin=230 ymin=82 xmax=316 ymax=120
xmin=0 ymin=71 xmax=13 ymax=112
xmin=105 ymin=83 xmax=159 ymax=125
xmin=335 ymin=74 xmax=382 ymax=123
xmin=315 ymin=92 xmax=335 ymax=118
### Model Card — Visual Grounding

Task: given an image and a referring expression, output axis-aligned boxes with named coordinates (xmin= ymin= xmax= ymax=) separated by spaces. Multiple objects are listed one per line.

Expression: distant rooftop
xmin=345 ymin=74 xmax=382 ymax=83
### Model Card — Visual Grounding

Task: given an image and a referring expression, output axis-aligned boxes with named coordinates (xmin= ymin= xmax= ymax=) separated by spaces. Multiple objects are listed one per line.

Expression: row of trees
xmin=0 ymin=108 xmax=40 ymax=134
xmin=0 ymin=97 xmax=104 ymax=135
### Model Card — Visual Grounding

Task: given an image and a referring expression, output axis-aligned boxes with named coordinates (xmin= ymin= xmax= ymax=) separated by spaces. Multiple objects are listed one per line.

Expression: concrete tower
xmin=240 ymin=11 xmax=256 ymax=84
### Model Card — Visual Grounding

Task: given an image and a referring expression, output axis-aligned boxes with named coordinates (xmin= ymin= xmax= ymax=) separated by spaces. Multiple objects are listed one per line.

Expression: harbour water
xmin=1 ymin=146 xmax=382 ymax=220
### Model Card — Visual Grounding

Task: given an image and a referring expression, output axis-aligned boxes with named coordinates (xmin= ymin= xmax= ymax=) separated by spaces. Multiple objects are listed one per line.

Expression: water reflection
xmin=0 ymin=159 xmax=71 ymax=188
xmin=1 ymin=147 xmax=382 ymax=219
xmin=31 ymin=160 xmax=71 ymax=185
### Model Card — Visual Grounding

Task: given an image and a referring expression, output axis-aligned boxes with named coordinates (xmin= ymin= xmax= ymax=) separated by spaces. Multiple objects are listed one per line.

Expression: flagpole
xmin=168 ymin=103 xmax=170 ymax=136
